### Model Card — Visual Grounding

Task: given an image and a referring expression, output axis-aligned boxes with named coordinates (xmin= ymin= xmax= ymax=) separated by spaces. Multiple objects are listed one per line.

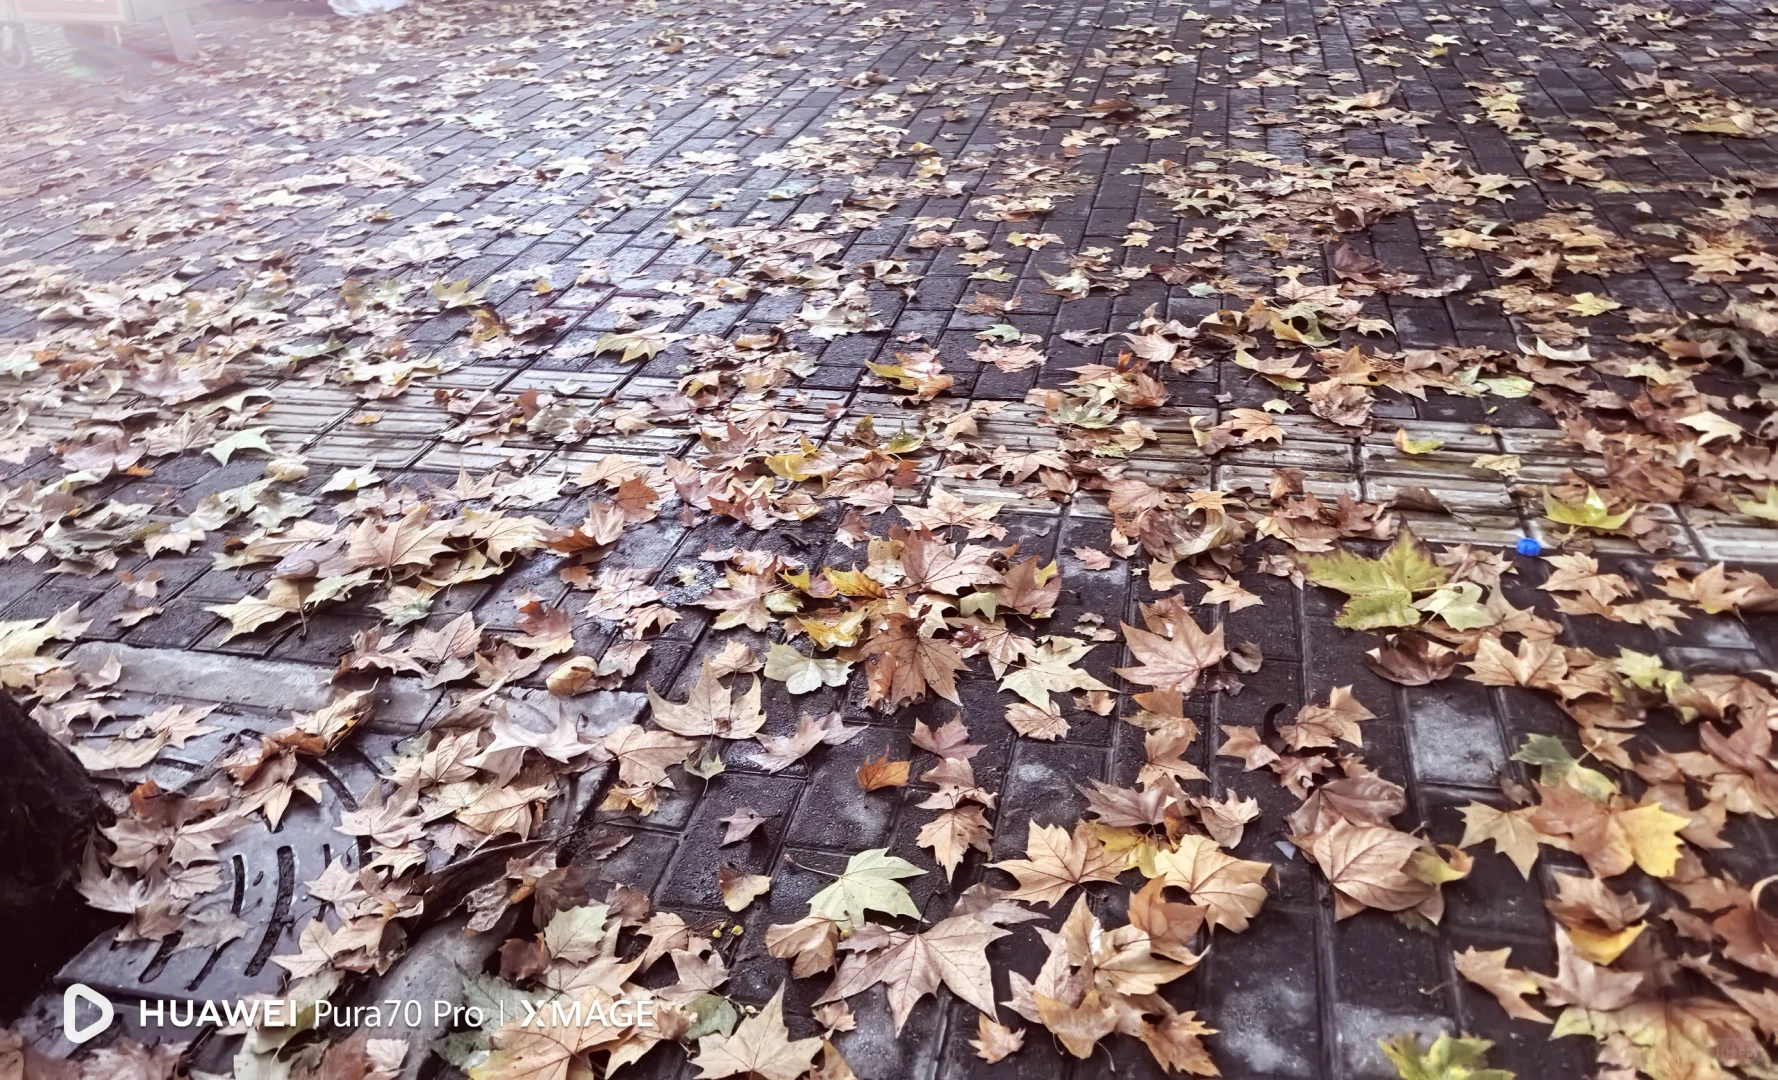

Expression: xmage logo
xmin=62 ymin=984 xmax=114 ymax=1045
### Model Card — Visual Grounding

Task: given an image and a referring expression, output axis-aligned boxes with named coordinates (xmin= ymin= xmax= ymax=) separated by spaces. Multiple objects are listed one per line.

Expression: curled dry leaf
xmin=720 ymin=807 xmax=772 ymax=845
xmin=856 ymin=750 xmax=911 ymax=791
xmin=718 ymin=865 xmax=773 ymax=913
xmin=1365 ymin=634 xmax=1457 ymax=685
xmin=969 ymin=1015 xmax=1025 ymax=1063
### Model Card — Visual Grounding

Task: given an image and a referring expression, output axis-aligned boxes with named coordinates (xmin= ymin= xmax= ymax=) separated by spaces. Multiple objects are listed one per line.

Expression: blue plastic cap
xmin=1515 ymin=537 xmax=1543 ymax=557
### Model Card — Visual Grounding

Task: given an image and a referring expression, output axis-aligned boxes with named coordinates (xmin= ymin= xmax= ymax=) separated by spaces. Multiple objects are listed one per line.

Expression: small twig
xmin=781 ymin=852 xmax=839 ymax=878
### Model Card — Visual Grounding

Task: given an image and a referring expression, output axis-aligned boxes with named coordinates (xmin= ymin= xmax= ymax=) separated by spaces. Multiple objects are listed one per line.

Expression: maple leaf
xmin=1733 ymin=484 xmax=1778 ymax=522
xmin=1278 ymin=686 xmax=1375 ymax=750
xmin=603 ymin=724 xmax=697 ymax=787
xmin=765 ymin=913 xmax=842 ymax=979
xmin=753 ymin=711 xmax=859 ymax=773
xmin=1543 ymin=485 xmax=1633 ymax=532
xmin=1457 ymin=803 xmax=1551 ymax=879
xmin=993 ymin=555 xmax=1061 ymax=618
xmin=1199 ymin=576 xmax=1262 ymax=612
xmin=1455 ymin=946 xmax=1551 ymax=1024
xmin=1116 ymin=607 xmax=1226 ymax=694
xmin=1464 ymin=637 xmax=1567 ymax=692
xmin=690 ymin=986 xmax=822 ymax=1080
xmin=911 ymin=717 xmax=983 ymax=760
xmin=592 ymin=325 xmax=675 ymax=363
xmin=899 ymin=485 xmax=1007 ymax=540
xmin=1393 ymin=429 xmax=1445 ymax=455
xmin=1138 ymin=1010 xmax=1220 ymax=1076
xmin=1306 ymin=819 xmax=1433 ymax=918
xmin=1303 ymin=531 xmax=1448 ymax=630
xmin=856 ymin=750 xmax=911 ymax=791
xmin=999 ymin=635 xmax=1112 ymax=708
xmin=206 ymin=580 xmax=306 ymax=643
xmin=817 ymin=913 xmax=1010 ymax=1031
xmin=1141 ymin=729 xmax=1207 ymax=788
xmin=1152 ymin=834 xmax=1269 ymax=932
xmin=1534 ymin=928 xmax=1645 ymax=1012
xmin=762 ymin=643 xmax=852 ymax=694
xmin=807 ymin=848 xmax=925 ymax=930
xmin=542 ymin=905 xmax=611 ymax=963
xmin=1526 ymin=785 xmax=1687 ymax=879
xmin=719 ymin=865 xmax=772 ymax=912
xmin=1216 ymin=725 xmax=1280 ymax=771
xmin=205 ymin=426 xmax=275 ymax=464
xmin=471 ymin=989 xmax=632 ymax=1080
xmin=1192 ymin=791 xmax=1261 ymax=849
xmin=1378 ymin=1032 xmax=1513 ymax=1080
xmin=990 ymin=821 xmax=1123 ymax=906
xmin=862 ymin=613 xmax=966 ymax=708
xmin=867 ymin=357 xmax=953 ymax=401
xmin=720 ymin=807 xmax=772 ymax=845
xmin=898 ymin=530 xmax=1003 ymax=594
xmin=1365 ymin=635 xmax=1457 ymax=686
xmin=1005 ymin=701 xmax=1069 ymax=740
xmin=348 ymin=506 xmax=456 ymax=570
xmin=648 ymin=663 xmax=766 ymax=739
xmin=917 ymin=806 xmax=992 ymax=882
xmin=699 ymin=569 xmax=795 ymax=632
xmin=1073 ymin=546 xmax=1114 ymax=570
xmin=969 ymin=1016 xmax=1025 ymax=1063
xmin=1414 ymin=582 xmax=1497 ymax=631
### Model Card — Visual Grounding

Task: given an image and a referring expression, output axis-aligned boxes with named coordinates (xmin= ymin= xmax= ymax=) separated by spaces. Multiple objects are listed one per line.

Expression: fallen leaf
xmin=857 ymin=750 xmax=911 ymax=791
xmin=807 ymin=849 xmax=925 ymax=931
xmin=1455 ymin=946 xmax=1551 ymax=1024
xmin=691 ymin=986 xmax=822 ymax=1080
xmin=720 ymin=807 xmax=772 ymax=845
xmin=990 ymin=821 xmax=1123 ymax=907
xmin=969 ymin=1015 xmax=1025 ymax=1063
xmin=719 ymin=866 xmax=773 ymax=913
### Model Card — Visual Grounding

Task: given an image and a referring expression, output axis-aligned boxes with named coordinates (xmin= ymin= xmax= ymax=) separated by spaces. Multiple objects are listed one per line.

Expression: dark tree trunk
xmin=0 ymin=691 xmax=105 ymax=917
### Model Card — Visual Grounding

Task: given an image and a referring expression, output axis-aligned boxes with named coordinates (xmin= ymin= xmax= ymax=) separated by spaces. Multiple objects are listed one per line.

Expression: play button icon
xmin=62 ymin=984 xmax=113 ymax=1045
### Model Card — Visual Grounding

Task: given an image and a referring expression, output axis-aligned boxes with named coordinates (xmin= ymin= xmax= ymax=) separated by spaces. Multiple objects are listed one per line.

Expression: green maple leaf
xmin=1511 ymin=735 xmax=1614 ymax=801
xmin=1380 ymin=1032 xmax=1513 ymax=1080
xmin=1543 ymin=486 xmax=1633 ymax=532
xmin=807 ymin=848 xmax=924 ymax=931
xmin=1413 ymin=582 xmax=1497 ymax=631
xmin=1303 ymin=531 xmax=1448 ymax=630
xmin=762 ymin=643 xmax=852 ymax=695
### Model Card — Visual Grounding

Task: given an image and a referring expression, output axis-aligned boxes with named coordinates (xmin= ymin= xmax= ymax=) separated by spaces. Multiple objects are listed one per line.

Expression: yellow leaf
xmin=1567 ymin=922 xmax=1646 ymax=966
xmin=1617 ymin=802 xmax=1688 ymax=878
xmin=1393 ymin=429 xmax=1445 ymax=454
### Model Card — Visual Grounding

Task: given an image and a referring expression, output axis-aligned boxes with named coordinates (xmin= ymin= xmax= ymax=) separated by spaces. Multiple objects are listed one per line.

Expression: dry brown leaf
xmin=690 ymin=986 xmax=822 ymax=1080
xmin=1455 ymin=945 xmax=1552 ymax=1024
xmin=857 ymin=750 xmax=912 ymax=792
xmin=720 ymin=807 xmax=772 ymax=846
xmin=1152 ymin=834 xmax=1269 ymax=932
xmin=990 ymin=820 xmax=1123 ymax=906
xmin=1364 ymin=635 xmax=1457 ymax=685
xmin=718 ymin=865 xmax=773 ymax=913
xmin=917 ymin=806 xmax=993 ymax=882
xmin=1278 ymin=686 xmax=1375 ymax=750
xmin=1117 ymin=606 xmax=1227 ymax=694
xmin=969 ymin=1015 xmax=1025 ymax=1063
xmin=1215 ymin=725 xmax=1280 ymax=771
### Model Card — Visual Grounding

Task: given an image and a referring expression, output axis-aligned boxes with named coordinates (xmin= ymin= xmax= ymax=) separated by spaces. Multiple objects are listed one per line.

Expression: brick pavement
xmin=1 ymin=0 xmax=1776 ymax=1077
